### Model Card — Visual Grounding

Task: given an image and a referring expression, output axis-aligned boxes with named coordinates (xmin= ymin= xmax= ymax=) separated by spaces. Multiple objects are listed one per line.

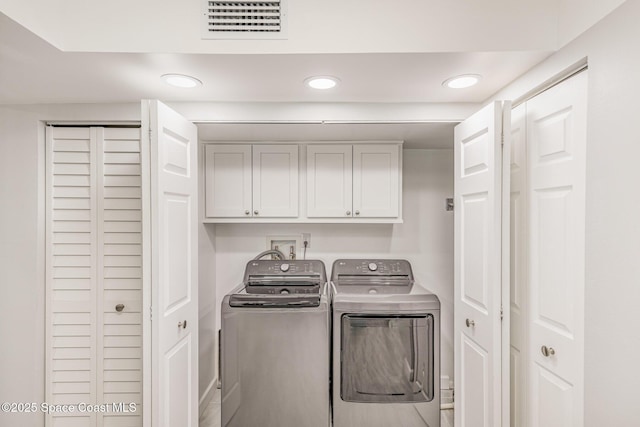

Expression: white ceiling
xmin=0 ymin=12 xmax=551 ymax=105
xmin=0 ymin=1 xmax=625 ymax=146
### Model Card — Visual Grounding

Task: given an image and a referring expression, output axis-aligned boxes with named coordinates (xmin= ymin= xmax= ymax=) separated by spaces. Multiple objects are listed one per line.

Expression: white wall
xmin=212 ymin=149 xmax=455 ymax=381
xmin=488 ymin=1 xmax=640 ymax=424
xmin=0 ymin=103 xmax=222 ymax=426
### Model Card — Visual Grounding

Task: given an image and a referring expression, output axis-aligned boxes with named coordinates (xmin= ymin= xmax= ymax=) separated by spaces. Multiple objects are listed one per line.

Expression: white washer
xmin=331 ymin=259 xmax=441 ymax=427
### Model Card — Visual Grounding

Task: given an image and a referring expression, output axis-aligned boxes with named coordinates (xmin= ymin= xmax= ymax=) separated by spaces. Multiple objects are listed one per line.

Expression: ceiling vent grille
xmin=203 ymin=0 xmax=288 ymax=39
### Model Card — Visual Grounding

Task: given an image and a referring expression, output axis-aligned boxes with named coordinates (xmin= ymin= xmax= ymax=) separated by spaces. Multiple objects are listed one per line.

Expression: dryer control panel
xmin=331 ymin=259 xmax=414 ymax=286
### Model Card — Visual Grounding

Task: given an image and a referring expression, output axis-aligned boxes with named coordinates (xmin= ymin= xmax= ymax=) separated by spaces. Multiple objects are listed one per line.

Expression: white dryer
xmin=331 ymin=259 xmax=441 ymax=427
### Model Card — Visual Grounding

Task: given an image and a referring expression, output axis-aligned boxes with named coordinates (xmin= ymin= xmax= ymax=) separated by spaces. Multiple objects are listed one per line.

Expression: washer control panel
xmin=243 ymin=259 xmax=327 ymax=282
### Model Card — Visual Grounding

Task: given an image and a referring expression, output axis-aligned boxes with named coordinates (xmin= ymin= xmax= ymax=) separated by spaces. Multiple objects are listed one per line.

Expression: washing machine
xmin=331 ymin=259 xmax=441 ymax=427
xmin=221 ymin=259 xmax=330 ymax=427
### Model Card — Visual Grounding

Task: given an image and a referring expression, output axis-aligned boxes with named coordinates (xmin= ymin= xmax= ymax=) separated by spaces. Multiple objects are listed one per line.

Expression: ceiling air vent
xmin=203 ymin=0 xmax=288 ymax=40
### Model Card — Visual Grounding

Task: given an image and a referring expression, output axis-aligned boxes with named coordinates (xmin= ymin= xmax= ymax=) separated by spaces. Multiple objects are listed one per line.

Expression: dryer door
xmin=341 ymin=314 xmax=434 ymax=403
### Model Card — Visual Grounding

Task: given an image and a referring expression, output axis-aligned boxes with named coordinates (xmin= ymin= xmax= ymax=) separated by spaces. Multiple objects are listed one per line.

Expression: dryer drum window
xmin=340 ymin=314 xmax=434 ymax=403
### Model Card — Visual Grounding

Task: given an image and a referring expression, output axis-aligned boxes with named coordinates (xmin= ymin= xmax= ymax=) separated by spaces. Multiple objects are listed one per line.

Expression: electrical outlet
xmin=302 ymin=233 xmax=311 ymax=249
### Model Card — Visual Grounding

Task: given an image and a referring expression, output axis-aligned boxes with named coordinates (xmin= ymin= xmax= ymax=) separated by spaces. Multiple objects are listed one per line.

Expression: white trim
xmin=198 ymin=378 xmax=217 ymax=417
xmin=140 ymin=100 xmax=153 ymax=427
xmin=512 ymin=58 xmax=588 ymax=108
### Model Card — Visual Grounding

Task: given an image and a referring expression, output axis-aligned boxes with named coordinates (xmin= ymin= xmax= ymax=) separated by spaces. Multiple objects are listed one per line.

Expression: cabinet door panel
xmin=205 ymin=145 xmax=252 ymax=218
xmin=253 ymin=145 xmax=299 ymax=217
xmin=353 ymin=144 xmax=400 ymax=218
xmin=307 ymin=145 xmax=352 ymax=218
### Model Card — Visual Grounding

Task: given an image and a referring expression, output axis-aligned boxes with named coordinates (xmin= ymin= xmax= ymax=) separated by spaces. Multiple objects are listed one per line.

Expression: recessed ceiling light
xmin=161 ymin=74 xmax=202 ymax=88
xmin=442 ymin=74 xmax=481 ymax=89
xmin=305 ymin=76 xmax=340 ymax=90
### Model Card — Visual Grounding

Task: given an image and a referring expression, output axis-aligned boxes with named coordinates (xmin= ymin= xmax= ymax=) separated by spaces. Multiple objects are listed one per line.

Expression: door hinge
xmin=501 ymin=132 xmax=505 ymax=146
xmin=446 ymin=198 xmax=454 ymax=211
xmin=500 ymin=305 xmax=504 ymax=321
xmin=149 ymin=305 xmax=153 ymax=321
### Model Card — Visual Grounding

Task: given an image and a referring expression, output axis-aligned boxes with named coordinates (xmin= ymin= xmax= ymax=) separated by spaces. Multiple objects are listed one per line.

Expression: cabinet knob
xmin=541 ymin=345 xmax=555 ymax=357
xmin=254 ymin=210 xmax=259 ymax=215
xmin=115 ymin=304 xmax=125 ymax=312
xmin=245 ymin=210 xmax=250 ymax=215
xmin=465 ymin=318 xmax=475 ymax=327
xmin=178 ymin=320 xmax=187 ymax=329
xmin=355 ymin=210 xmax=360 ymax=216
xmin=346 ymin=211 xmax=351 ymax=216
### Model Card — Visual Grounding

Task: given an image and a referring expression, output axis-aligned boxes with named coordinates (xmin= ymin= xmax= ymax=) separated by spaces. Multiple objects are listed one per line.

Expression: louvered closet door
xmin=47 ymin=127 xmax=98 ymax=427
xmin=98 ymin=128 xmax=143 ymax=427
xmin=47 ymin=127 xmax=143 ymax=427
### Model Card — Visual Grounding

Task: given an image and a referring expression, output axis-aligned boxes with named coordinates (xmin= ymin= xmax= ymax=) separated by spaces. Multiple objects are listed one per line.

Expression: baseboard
xmin=199 ymin=378 xmax=217 ymax=417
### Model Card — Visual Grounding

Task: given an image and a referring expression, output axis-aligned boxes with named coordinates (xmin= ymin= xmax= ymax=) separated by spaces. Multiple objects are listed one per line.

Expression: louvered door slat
xmin=47 ymin=127 xmax=97 ymax=426
xmin=47 ymin=126 xmax=143 ymax=427
xmin=99 ymin=128 xmax=143 ymax=426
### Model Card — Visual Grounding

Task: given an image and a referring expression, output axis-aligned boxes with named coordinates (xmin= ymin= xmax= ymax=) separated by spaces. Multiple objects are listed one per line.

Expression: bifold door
xmin=454 ymin=101 xmax=510 ymax=427
xmin=143 ymin=100 xmax=199 ymax=427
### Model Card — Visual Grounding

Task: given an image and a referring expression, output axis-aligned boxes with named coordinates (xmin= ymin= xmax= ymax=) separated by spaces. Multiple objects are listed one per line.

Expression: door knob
xmin=465 ymin=318 xmax=475 ymax=327
xmin=115 ymin=304 xmax=125 ymax=312
xmin=541 ymin=345 xmax=555 ymax=357
xmin=178 ymin=320 xmax=187 ymax=329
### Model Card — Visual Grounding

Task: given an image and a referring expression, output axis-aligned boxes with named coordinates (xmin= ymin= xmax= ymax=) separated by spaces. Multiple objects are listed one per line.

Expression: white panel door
xmin=204 ymin=144 xmax=252 ymax=218
xmin=145 ymin=100 xmax=199 ymax=427
xmin=252 ymin=144 xmax=298 ymax=218
xmin=509 ymin=103 xmax=527 ymax=427
xmin=306 ymin=144 xmax=353 ymax=218
xmin=454 ymin=101 xmax=507 ymax=427
xmin=353 ymin=144 xmax=400 ymax=218
xmin=527 ymin=72 xmax=587 ymax=427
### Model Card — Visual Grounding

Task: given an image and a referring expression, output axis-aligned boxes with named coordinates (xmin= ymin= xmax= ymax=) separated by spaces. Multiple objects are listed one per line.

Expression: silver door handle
xmin=465 ymin=318 xmax=475 ymax=327
xmin=541 ymin=345 xmax=555 ymax=357
xmin=115 ymin=304 xmax=125 ymax=312
xmin=178 ymin=320 xmax=187 ymax=329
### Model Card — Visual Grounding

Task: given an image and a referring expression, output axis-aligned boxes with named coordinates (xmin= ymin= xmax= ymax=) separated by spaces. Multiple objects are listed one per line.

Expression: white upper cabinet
xmin=205 ymin=144 xmax=252 ymax=218
xmin=204 ymin=142 xmax=401 ymax=222
xmin=353 ymin=144 xmax=400 ymax=218
xmin=307 ymin=143 xmax=401 ymax=220
xmin=252 ymin=145 xmax=299 ymax=217
xmin=307 ymin=145 xmax=353 ymax=218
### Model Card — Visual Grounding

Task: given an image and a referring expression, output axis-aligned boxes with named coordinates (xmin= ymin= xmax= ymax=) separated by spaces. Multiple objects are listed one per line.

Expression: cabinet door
xmin=353 ymin=144 xmax=400 ymax=218
xmin=252 ymin=145 xmax=299 ymax=217
xmin=205 ymin=144 xmax=252 ymax=218
xmin=307 ymin=145 xmax=352 ymax=218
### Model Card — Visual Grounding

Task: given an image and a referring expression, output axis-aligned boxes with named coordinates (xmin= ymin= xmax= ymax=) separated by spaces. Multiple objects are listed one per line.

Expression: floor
xmin=200 ymin=389 xmax=454 ymax=427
